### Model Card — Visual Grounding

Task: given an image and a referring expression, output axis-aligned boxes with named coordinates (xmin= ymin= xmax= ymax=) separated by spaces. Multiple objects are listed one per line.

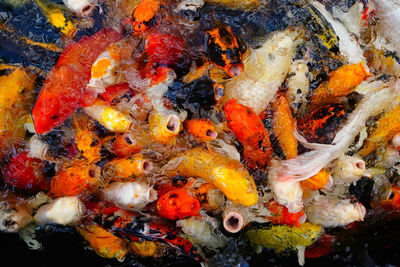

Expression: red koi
xmin=266 ymin=199 xmax=306 ymax=227
xmin=99 ymin=83 xmax=132 ymax=105
xmin=32 ymin=28 xmax=122 ymax=134
xmin=157 ymin=188 xmax=200 ymax=220
xmin=224 ymin=99 xmax=272 ymax=169
xmin=1 ymin=152 xmax=49 ymax=192
xmin=305 ymin=234 xmax=335 ymax=258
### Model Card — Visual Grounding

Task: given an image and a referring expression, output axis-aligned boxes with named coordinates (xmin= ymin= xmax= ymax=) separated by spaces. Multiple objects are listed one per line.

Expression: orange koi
xmin=206 ymin=23 xmax=244 ymax=77
xmin=32 ymin=28 xmax=122 ymax=134
xmin=266 ymin=199 xmax=306 ymax=227
xmin=157 ymin=188 xmax=200 ymax=220
xmin=380 ymin=186 xmax=400 ymax=210
xmin=131 ymin=0 xmax=161 ymax=34
xmin=359 ymin=104 xmax=400 ymax=156
xmin=310 ymin=62 xmax=371 ymax=107
xmin=112 ymin=132 xmax=142 ymax=158
xmin=184 ymin=118 xmax=218 ymax=142
xmin=76 ymin=223 xmax=128 ymax=261
xmin=224 ymin=99 xmax=272 ymax=169
xmin=73 ymin=117 xmax=102 ymax=163
xmin=272 ymin=95 xmax=298 ymax=160
xmin=102 ymin=154 xmax=153 ymax=181
xmin=301 ymin=169 xmax=331 ymax=190
xmin=49 ymin=159 xmax=101 ymax=197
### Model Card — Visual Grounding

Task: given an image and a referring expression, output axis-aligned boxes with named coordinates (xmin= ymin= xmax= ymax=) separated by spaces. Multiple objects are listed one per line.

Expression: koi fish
xmin=35 ymin=0 xmax=77 ymax=39
xmin=63 ymin=0 xmax=98 ymax=17
xmin=99 ymin=83 xmax=132 ymax=105
xmin=224 ymin=99 xmax=272 ymax=169
xmin=297 ymin=103 xmax=346 ymax=144
xmin=223 ymin=28 xmax=302 ymax=114
xmin=1 ymin=152 xmax=48 ymax=192
xmin=85 ymin=201 xmax=200 ymax=259
xmin=164 ymin=147 xmax=258 ymax=207
xmin=32 ymin=28 xmax=122 ymax=134
xmin=131 ymin=0 xmax=162 ymax=34
xmin=83 ymin=98 xmax=132 ymax=132
xmin=310 ymin=62 xmax=371 ymax=108
xmin=49 ymin=159 xmax=101 ymax=197
xmin=266 ymin=199 xmax=306 ymax=228
xmin=102 ymin=154 xmax=153 ymax=181
xmin=206 ymin=23 xmax=244 ymax=77
xmin=76 ymin=224 xmax=128 ymax=261
xmin=73 ymin=116 xmax=102 ymax=164
xmin=359 ymin=104 xmax=400 ymax=156
xmin=184 ymin=118 xmax=218 ymax=142
xmin=272 ymin=95 xmax=298 ymax=160
xmin=112 ymin=132 xmax=142 ymax=158
xmin=157 ymin=188 xmax=200 ymax=220
xmin=0 ymin=66 xmax=37 ymax=159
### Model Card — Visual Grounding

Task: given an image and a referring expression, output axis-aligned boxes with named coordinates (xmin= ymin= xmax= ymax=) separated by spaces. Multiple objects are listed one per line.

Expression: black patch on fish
xmin=165 ymin=77 xmax=216 ymax=119
xmin=349 ymin=177 xmax=374 ymax=209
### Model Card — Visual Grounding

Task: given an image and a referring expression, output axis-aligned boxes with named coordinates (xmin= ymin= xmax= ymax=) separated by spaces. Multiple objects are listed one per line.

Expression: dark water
xmin=1 ymin=0 xmax=400 ymax=266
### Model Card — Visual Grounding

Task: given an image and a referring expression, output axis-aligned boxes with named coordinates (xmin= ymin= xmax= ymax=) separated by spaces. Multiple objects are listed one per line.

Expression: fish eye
xmin=51 ymin=115 xmax=58 ymax=120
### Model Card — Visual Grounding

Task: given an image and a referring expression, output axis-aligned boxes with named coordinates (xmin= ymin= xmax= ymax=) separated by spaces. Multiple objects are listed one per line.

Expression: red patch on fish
xmin=1 ymin=152 xmax=48 ymax=192
xmin=100 ymin=83 xmax=132 ymax=105
xmin=305 ymin=234 xmax=335 ymax=258
xmin=32 ymin=28 xmax=122 ymax=134
xmin=157 ymin=188 xmax=200 ymax=220
xmin=297 ymin=103 xmax=346 ymax=144
xmin=224 ymin=99 xmax=272 ymax=168
xmin=266 ymin=200 xmax=305 ymax=227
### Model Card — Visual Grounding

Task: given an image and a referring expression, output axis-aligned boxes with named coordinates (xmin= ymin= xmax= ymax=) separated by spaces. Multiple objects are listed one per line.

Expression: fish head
xmin=207 ymin=24 xmax=244 ymax=77
xmin=131 ymin=0 xmax=161 ymax=34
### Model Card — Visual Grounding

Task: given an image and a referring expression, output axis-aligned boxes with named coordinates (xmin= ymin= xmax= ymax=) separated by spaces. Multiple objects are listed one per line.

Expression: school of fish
xmin=2 ymin=0 xmax=400 ymax=265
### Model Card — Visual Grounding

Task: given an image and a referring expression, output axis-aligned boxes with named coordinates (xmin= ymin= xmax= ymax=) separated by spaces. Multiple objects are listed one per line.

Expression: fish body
xmin=206 ymin=23 xmax=244 ymax=77
xmin=84 ymin=98 xmax=132 ymax=132
xmin=165 ymin=147 xmax=258 ymax=206
xmin=1 ymin=152 xmax=48 ymax=192
xmin=157 ymin=188 xmax=200 ymax=220
xmin=272 ymin=95 xmax=298 ymax=160
xmin=73 ymin=117 xmax=102 ymax=163
xmin=32 ymin=28 xmax=122 ymax=134
xmin=310 ymin=62 xmax=371 ymax=108
xmin=76 ymin=224 xmax=128 ymax=261
xmin=0 ymin=67 xmax=37 ymax=159
xmin=131 ymin=0 xmax=162 ymax=34
xmin=360 ymin=104 xmax=400 ymax=156
xmin=266 ymin=200 xmax=306 ymax=228
xmin=224 ymin=99 xmax=271 ymax=168
xmin=184 ymin=118 xmax=217 ymax=142
xmin=35 ymin=0 xmax=77 ymax=38
xmin=305 ymin=195 xmax=366 ymax=227
xmin=223 ymin=28 xmax=301 ymax=114
xmin=102 ymin=154 xmax=153 ymax=181
xmin=112 ymin=132 xmax=142 ymax=157
xmin=49 ymin=159 xmax=101 ymax=197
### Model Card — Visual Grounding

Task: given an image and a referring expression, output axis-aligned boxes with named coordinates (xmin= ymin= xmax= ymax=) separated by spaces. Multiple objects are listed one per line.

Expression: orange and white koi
xmin=223 ymin=28 xmax=302 ymax=114
xmin=101 ymin=182 xmax=157 ymax=211
xmin=88 ymin=39 xmax=128 ymax=94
